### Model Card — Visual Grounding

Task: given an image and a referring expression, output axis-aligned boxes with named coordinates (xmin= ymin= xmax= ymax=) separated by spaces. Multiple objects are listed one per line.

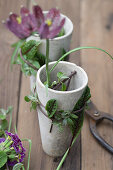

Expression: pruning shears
xmin=85 ymin=101 xmax=113 ymax=154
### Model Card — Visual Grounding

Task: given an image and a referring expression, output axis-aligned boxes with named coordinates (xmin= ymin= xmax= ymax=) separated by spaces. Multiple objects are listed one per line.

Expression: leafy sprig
xmin=24 ymin=91 xmax=40 ymax=111
xmin=25 ymin=86 xmax=91 ymax=134
xmin=51 ymin=72 xmax=69 ymax=91
xmin=0 ymin=106 xmax=13 ymax=137
xmin=14 ymin=40 xmax=46 ymax=76
xmin=45 ymin=86 xmax=91 ymax=134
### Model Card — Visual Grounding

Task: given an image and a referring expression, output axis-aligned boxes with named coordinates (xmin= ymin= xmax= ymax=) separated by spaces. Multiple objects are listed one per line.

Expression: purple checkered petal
xmin=39 ymin=23 xmax=49 ymax=39
xmin=33 ymin=5 xmax=44 ymax=27
xmin=47 ymin=18 xmax=65 ymax=39
xmin=20 ymin=6 xmax=30 ymax=17
xmin=5 ymin=14 xmax=30 ymax=39
xmin=45 ymin=8 xmax=60 ymax=20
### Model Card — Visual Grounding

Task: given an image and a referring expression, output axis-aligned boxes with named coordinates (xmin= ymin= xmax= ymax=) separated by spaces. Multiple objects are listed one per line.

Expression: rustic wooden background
xmin=0 ymin=0 xmax=113 ymax=169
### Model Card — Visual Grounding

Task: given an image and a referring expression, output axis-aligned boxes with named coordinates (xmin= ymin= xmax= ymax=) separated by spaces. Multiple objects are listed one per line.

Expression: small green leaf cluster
xmin=57 ymin=28 xmax=65 ymax=37
xmin=45 ymin=86 xmax=91 ymax=134
xmin=13 ymin=40 xmax=46 ymax=76
xmin=24 ymin=91 xmax=39 ymax=111
xmin=51 ymin=72 xmax=69 ymax=91
xmin=0 ymin=106 xmax=13 ymax=137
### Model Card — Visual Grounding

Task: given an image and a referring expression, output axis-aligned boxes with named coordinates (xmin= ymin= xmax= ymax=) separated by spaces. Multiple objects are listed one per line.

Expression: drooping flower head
xmin=33 ymin=5 xmax=65 ymax=39
xmin=4 ymin=5 xmax=65 ymax=39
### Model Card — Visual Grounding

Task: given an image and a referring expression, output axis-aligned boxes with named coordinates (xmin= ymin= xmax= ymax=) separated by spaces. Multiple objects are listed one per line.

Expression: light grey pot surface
xmin=36 ymin=61 xmax=88 ymax=157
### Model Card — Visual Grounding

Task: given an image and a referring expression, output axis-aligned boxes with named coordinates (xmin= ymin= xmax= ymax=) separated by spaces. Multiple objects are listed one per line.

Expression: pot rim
xmin=36 ymin=61 xmax=88 ymax=94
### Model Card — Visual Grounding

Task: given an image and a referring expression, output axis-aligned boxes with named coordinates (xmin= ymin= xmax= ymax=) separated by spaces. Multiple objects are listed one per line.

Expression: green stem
xmin=56 ymin=125 xmax=83 ymax=170
xmin=22 ymin=139 xmax=32 ymax=170
xmin=50 ymin=46 xmax=113 ymax=73
xmin=46 ymin=39 xmax=50 ymax=86
xmin=8 ymin=110 xmax=12 ymax=132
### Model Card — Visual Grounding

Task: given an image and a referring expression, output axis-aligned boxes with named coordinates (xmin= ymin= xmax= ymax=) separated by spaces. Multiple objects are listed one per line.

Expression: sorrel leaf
xmin=45 ymin=99 xmax=58 ymax=118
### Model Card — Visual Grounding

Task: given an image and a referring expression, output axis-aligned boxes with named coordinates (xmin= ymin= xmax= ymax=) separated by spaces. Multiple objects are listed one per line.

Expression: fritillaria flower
xmin=33 ymin=5 xmax=65 ymax=39
xmin=4 ymin=6 xmax=39 ymax=39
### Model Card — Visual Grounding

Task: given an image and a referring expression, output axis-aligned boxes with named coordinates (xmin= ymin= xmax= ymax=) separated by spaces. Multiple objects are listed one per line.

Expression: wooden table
xmin=0 ymin=0 xmax=113 ymax=169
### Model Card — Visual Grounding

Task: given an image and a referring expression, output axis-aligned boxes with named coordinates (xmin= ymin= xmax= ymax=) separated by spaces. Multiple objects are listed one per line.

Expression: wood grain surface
xmin=81 ymin=0 xmax=113 ymax=170
xmin=0 ymin=0 xmax=113 ymax=169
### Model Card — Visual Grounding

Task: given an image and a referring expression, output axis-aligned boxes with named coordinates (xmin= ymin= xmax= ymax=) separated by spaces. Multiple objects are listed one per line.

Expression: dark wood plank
xmin=80 ymin=0 xmax=113 ymax=169
xmin=17 ymin=0 xmax=81 ymax=169
xmin=0 ymin=0 xmax=26 ymax=132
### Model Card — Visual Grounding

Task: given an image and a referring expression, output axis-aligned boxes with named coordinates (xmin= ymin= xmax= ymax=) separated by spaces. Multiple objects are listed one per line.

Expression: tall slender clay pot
xmin=27 ymin=12 xmax=73 ymax=91
xmin=36 ymin=61 xmax=88 ymax=157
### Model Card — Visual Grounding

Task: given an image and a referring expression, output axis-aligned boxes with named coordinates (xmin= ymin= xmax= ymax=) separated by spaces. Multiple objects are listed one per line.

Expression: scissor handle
xmin=89 ymin=114 xmax=113 ymax=154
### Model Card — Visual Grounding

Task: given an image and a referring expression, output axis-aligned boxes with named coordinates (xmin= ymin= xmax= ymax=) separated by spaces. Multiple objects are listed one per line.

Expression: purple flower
xmin=5 ymin=131 xmax=26 ymax=153
xmin=33 ymin=6 xmax=65 ymax=39
xmin=7 ymin=160 xmax=18 ymax=167
xmin=5 ymin=6 xmax=39 ymax=39
xmin=5 ymin=131 xmax=26 ymax=166
xmin=0 ymin=138 xmax=5 ymax=143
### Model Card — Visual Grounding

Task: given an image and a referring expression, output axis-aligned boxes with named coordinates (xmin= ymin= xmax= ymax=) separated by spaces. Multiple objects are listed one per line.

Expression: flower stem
xmin=46 ymin=39 xmax=50 ymax=87
xmin=50 ymin=46 xmax=113 ymax=73
xmin=8 ymin=109 xmax=12 ymax=132
xmin=22 ymin=139 xmax=32 ymax=170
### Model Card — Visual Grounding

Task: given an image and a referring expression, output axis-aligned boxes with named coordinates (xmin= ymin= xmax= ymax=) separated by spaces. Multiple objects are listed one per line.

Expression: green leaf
xmin=21 ymin=40 xmax=37 ymax=54
xmin=0 ymin=151 xmax=7 ymax=168
xmin=13 ymin=163 xmax=25 ymax=170
xmin=58 ymin=28 xmax=65 ymax=37
xmin=36 ymin=52 xmax=46 ymax=66
xmin=57 ymin=72 xmax=68 ymax=82
xmin=61 ymin=83 xmax=66 ymax=91
xmin=0 ymin=114 xmax=6 ymax=120
xmin=30 ymin=60 xmax=40 ymax=69
xmin=1 ymin=120 xmax=8 ymax=130
xmin=51 ymin=81 xmax=57 ymax=88
xmin=70 ymin=114 xmax=78 ymax=119
xmin=67 ymin=118 xmax=74 ymax=127
xmin=24 ymin=96 xmax=30 ymax=102
xmin=11 ymin=40 xmax=24 ymax=66
xmin=26 ymin=45 xmax=38 ymax=59
xmin=73 ymin=86 xmax=91 ymax=111
xmin=45 ymin=99 xmax=58 ymax=118
xmin=31 ymin=102 xmax=37 ymax=110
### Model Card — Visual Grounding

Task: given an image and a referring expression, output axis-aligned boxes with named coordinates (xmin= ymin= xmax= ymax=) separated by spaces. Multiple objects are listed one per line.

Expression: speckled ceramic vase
xmin=36 ymin=61 xmax=88 ymax=157
xmin=27 ymin=12 xmax=73 ymax=91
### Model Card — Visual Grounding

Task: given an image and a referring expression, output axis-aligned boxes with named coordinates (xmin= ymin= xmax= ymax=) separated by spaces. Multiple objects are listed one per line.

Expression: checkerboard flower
xmin=34 ymin=6 xmax=65 ymax=39
xmin=4 ymin=5 xmax=65 ymax=39
xmin=4 ymin=6 xmax=39 ymax=39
